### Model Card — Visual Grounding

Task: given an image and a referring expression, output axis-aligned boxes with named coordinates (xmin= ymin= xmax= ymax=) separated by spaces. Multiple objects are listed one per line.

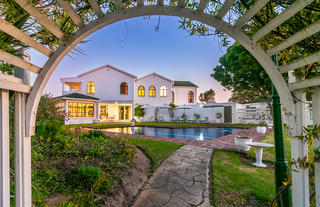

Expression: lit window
xmin=160 ymin=86 xmax=167 ymax=97
xmin=87 ymin=81 xmax=95 ymax=94
xmin=100 ymin=105 xmax=108 ymax=118
xmin=68 ymin=102 xmax=94 ymax=117
xmin=138 ymin=86 xmax=145 ymax=97
xmin=188 ymin=91 xmax=194 ymax=103
xmin=172 ymin=91 xmax=174 ymax=103
xmin=149 ymin=86 xmax=156 ymax=97
xmin=120 ymin=82 xmax=128 ymax=94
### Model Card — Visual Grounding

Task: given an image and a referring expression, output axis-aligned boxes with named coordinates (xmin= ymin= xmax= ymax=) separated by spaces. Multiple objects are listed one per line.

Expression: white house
xmin=56 ymin=64 xmax=199 ymax=124
xmin=56 ymin=64 xmax=137 ymax=124
xmin=172 ymin=81 xmax=198 ymax=105
xmin=134 ymin=73 xmax=173 ymax=106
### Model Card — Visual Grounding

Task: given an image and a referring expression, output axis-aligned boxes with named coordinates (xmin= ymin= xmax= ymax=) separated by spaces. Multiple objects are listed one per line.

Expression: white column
xmin=14 ymin=92 xmax=31 ymax=207
xmin=311 ymin=87 xmax=320 ymax=207
xmin=97 ymin=103 xmax=100 ymax=119
xmin=291 ymin=90 xmax=310 ymax=207
xmin=0 ymin=89 xmax=10 ymax=207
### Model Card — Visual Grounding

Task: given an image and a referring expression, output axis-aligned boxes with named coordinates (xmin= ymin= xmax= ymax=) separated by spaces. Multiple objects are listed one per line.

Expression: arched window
xmin=138 ymin=86 xmax=145 ymax=97
xmin=149 ymin=86 xmax=156 ymax=97
xmin=172 ymin=91 xmax=175 ymax=103
xmin=120 ymin=82 xmax=128 ymax=94
xmin=188 ymin=91 xmax=194 ymax=103
xmin=87 ymin=81 xmax=95 ymax=94
xmin=160 ymin=86 xmax=167 ymax=97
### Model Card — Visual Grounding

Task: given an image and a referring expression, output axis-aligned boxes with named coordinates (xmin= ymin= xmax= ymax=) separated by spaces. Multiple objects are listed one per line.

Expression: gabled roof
xmin=54 ymin=93 xmax=100 ymax=101
xmin=60 ymin=64 xmax=137 ymax=81
xmin=173 ymin=81 xmax=198 ymax=87
xmin=137 ymin=72 xmax=173 ymax=82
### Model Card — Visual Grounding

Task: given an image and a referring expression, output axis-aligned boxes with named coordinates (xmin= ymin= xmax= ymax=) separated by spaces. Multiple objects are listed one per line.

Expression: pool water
xmin=102 ymin=127 xmax=240 ymax=140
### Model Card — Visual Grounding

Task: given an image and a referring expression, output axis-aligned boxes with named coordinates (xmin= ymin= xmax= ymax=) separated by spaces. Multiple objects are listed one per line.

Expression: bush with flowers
xmin=25 ymin=94 xmax=138 ymax=206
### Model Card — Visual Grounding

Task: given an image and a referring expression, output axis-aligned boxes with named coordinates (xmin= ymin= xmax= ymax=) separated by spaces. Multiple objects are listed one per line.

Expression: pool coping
xmin=79 ymin=127 xmax=271 ymax=151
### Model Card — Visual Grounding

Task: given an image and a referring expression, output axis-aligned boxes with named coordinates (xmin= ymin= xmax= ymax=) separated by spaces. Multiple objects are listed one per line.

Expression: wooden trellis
xmin=0 ymin=0 xmax=320 ymax=206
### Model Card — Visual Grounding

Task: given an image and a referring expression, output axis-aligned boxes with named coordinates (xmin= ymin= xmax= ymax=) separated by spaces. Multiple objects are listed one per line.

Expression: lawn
xmin=67 ymin=122 xmax=131 ymax=128
xmin=122 ymin=136 xmax=183 ymax=172
xmin=211 ymin=150 xmax=275 ymax=207
xmin=211 ymin=128 xmax=290 ymax=206
xmin=68 ymin=122 xmax=257 ymax=129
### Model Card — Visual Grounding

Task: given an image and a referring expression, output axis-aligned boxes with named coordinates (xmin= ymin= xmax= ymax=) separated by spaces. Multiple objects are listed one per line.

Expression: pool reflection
xmin=102 ymin=127 xmax=240 ymax=140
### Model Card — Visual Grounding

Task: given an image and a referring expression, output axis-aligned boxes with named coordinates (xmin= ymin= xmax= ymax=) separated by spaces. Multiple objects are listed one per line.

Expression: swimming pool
xmin=102 ymin=127 xmax=241 ymax=140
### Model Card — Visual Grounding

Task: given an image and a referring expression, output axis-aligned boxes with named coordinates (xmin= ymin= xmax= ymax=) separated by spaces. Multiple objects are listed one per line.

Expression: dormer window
xmin=138 ymin=86 xmax=145 ymax=97
xmin=120 ymin=82 xmax=128 ymax=94
xmin=160 ymin=86 xmax=167 ymax=97
xmin=87 ymin=81 xmax=95 ymax=94
xmin=149 ymin=86 xmax=156 ymax=97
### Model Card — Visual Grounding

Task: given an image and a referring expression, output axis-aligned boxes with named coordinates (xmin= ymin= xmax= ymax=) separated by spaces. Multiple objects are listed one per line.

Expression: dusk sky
xmin=29 ymin=15 xmax=232 ymax=103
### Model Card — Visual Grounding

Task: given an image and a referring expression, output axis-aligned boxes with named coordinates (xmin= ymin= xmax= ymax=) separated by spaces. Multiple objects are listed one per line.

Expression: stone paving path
xmin=133 ymin=145 xmax=213 ymax=207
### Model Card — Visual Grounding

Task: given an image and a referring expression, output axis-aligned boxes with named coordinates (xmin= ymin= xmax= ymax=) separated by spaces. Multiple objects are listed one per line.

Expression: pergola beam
xmin=87 ymin=0 xmax=104 ymax=17
xmin=289 ymin=76 xmax=320 ymax=91
xmin=266 ymin=20 xmax=320 ymax=55
xmin=252 ymin=0 xmax=315 ymax=42
xmin=57 ymin=0 xmax=83 ymax=27
xmin=0 ymin=75 xmax=31 ymax=93
xmin=15 ymin=0 xmax=64 ymax=39
xmin=279 ymin=51 xmax=320 ymax=73
xmin=234 ymin=0 xmax=269 ymax=29
xmin=215 ymin=0 xmax=235 ymax=19
xmin=0 ymin=50 xmax=41 ymax=74
xmin=197 ymin=0 xmax=209 ymax=13
xmin=0 ymin=19 xmax=52 ymax=57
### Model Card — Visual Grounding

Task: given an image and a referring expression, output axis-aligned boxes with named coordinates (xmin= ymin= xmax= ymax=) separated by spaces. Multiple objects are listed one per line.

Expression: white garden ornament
xmin=0 ymin=0 xmax=319 ymax=206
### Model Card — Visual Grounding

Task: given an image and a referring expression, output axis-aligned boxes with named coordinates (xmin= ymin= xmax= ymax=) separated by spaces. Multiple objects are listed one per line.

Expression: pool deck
xmin=99 ymin=127 xmax=271 ymax=151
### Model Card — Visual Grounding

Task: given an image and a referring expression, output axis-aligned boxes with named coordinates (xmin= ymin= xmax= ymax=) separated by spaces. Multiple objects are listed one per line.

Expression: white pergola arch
xmin=0 ymin=0 xmax=319 ymax=206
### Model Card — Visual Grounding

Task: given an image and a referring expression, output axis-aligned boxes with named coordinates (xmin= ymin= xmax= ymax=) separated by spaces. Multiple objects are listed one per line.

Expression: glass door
xmin=119 ymin=106 xmax=125 ymax=120
xmin=118 ymin=105 xmax=131 ymax=120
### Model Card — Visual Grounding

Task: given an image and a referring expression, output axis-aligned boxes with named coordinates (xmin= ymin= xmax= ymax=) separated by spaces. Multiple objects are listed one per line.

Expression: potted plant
xmin=256 ymin=112 xmax=269 ymax=134
xmin=216 ymin=112 xmax=223 ymax=123
xmin=181 ymin=113 xmax=187 ymax=121
xmin=234 ymin=130 xmax=252 ymax=151
xmin=134 ymin=105 xmax=145 ymax=122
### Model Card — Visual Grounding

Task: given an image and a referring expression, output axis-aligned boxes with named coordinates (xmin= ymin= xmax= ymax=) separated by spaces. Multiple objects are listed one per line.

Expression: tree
xmin=199 ymin=89 xmax=216 ymax=103
xmin=134 ymin=105 xmax=145 ymax=119
xmin=212 ymin=43 xmax=272 ymax=110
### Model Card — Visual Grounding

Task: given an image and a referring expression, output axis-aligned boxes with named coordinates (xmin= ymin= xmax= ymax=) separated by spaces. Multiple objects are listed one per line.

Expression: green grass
xmin=67 ymin=122 xmax=131 ymax=128
xmin=136 ymin=122 xmax=257 ymax=128
xmin=68 ymin=122 xmax=257 ymax=129
xmin=122 ymin=136 xmax=183 ymax=172
xmin=211 ymin=150 xmax=275 ymax=206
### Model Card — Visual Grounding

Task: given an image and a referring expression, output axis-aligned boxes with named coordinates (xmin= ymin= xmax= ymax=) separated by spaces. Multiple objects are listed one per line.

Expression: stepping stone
xmin=133 ymin=145 xmax=213 ymax=207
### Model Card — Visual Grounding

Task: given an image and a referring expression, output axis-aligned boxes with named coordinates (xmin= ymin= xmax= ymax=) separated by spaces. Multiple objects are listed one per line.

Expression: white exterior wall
xmin=172 ymin=86 xmax=198 ymax=105
xmin=141 ymin=105 xmax=224 ymax=123
xmin=134 ymin=74 xmax=172 ymax=106
xmin=61 ymin=66 xmax=135 ymax=102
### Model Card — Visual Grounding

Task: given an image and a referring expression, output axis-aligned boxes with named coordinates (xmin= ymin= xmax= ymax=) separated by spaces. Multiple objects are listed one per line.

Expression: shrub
xmin=68 ymin=164 xmax=105 ymax=191
xmin=36 ymin=93 xmax=65 ymax=127
xmin=80 ymin=130 xmax=107 ymax=141
xmin=134 ymin=105 xmax=145 ymax=118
